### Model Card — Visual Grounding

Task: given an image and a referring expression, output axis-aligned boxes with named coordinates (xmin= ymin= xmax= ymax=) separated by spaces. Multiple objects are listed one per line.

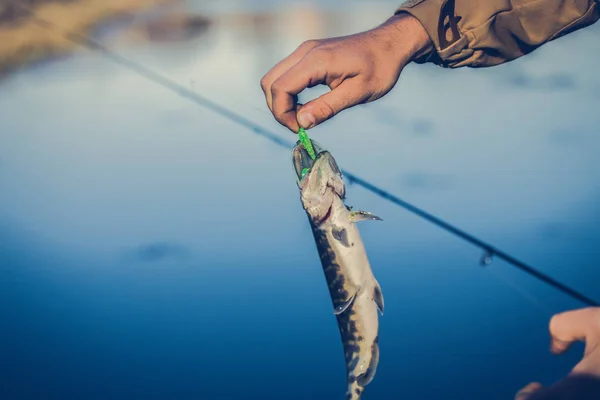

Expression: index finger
xmin=270 ymin=55 xmax=327 ymax=132
xmin=260 ymin=40 xmax=319 ymax=112
xmin=549 ymin=307 xmax=600 ymax=354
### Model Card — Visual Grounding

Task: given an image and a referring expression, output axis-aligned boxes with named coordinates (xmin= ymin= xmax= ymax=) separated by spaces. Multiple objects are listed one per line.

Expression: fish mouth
xmin=292 ymin=139 xmax=326 ymax=181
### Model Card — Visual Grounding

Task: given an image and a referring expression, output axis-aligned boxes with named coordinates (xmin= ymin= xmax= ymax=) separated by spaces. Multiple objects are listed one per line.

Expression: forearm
xmin=396 ymin=0 xmax=600 ymax=68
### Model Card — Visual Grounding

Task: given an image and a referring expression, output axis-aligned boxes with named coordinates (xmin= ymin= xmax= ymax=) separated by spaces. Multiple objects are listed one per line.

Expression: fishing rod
xmin=19 ymin=5 xmax=599 ymax=307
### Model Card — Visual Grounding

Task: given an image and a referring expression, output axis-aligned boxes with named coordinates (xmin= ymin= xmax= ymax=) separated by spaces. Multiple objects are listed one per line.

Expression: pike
xmin=292 ymin=139 xmax=384 ymax=400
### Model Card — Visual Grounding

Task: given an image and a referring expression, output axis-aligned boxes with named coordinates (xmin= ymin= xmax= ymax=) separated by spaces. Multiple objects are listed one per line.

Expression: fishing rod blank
xmin=20 ymin=5 xmax=599 ymax=308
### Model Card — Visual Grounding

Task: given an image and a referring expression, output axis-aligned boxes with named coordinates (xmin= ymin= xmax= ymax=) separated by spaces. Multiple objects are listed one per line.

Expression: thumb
xmin=297 ymin=80 xmax=369 ymax=129
xmin=548 ymin=307 xmax=597 ymax=355
xmin=515 ymin=382 xmax=543 ymax=400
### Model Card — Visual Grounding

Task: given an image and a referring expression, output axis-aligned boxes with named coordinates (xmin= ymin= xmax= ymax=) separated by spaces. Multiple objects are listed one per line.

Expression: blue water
xmin=1 ymin=2 xmax=599 ymax=399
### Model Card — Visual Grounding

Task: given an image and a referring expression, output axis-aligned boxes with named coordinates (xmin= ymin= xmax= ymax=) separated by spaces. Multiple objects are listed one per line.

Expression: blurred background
xmin=1 ymin=0 xmax=599 ymax=399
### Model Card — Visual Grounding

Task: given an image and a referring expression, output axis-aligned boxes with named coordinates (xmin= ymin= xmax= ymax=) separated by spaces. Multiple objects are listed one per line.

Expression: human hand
xmin=515 ymin=307 xmax=600 ymax=400
xmin=260 ymin=13 xmax=431 ymax=133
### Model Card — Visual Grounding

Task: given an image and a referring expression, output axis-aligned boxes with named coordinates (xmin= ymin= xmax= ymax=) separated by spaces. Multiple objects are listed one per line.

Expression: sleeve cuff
xmin=395 ymin=0 xmax=470 ymax=67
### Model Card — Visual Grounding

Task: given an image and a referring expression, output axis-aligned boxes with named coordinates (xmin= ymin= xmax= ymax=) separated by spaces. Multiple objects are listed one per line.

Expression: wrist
xmin=379 ymin=13 xmax=433 ymax=65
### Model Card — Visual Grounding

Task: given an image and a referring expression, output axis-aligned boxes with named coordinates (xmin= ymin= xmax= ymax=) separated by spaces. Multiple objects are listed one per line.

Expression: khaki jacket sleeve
xmin=395 ymin=0 xmax=599 ymax=68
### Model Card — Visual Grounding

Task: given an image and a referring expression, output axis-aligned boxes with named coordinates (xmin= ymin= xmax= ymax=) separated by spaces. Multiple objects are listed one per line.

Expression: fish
xmin=292 ymin=139 xmax=385 ymax=400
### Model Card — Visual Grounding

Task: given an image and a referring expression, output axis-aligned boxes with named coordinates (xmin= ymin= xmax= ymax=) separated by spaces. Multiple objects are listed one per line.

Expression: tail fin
xmin=346 ymin=337 xmax=380 ymax=399
xmin=345 ymin=380 xmax=364 ymax=400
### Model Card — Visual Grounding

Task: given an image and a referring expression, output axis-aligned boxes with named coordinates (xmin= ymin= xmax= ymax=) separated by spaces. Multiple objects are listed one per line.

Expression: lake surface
xmin=1 ymin=1 xmax=599 ymax=399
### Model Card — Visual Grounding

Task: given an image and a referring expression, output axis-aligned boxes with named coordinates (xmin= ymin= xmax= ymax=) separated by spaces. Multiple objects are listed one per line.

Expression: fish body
xmin=292 ymin=140 xmax=384 ymax=400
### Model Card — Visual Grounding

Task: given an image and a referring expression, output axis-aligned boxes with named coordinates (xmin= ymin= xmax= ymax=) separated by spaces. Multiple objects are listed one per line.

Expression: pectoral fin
xmin=350 ymin=210 xmax=383 ymax=223
xmin=373 ymin=280 xmax=384 ymax=316
xmin=333 ymin=288 xmax=358 ymax=315
xmin=332 ymin=225 xmax=350 ymax=247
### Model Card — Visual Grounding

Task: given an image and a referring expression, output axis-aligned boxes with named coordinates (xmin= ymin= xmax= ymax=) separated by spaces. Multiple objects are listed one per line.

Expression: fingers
xmin=261 ymin=40 xmax=369 ymax=132
xmin=267 ymin=44 xmax=369 ymax=131
xmin=260 ymin=40 xmax=319 ymax=116
xmin=514 ymin=308 xmax=600 ymax=400
xmin=296 ymin=79 xmax=368 ymax=129
xmin=269 ymin=54 xmax=329 ymax=132
xmin=515 ymin=382 xmax=543 ymax=400
xmin=549 ymin=307 xmax=598 ymax=355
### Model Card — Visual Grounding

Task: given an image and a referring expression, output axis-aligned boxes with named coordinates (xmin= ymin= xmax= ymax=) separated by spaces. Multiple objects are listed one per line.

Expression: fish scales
xmin=292 ymin=140 xmax=385 ymax=400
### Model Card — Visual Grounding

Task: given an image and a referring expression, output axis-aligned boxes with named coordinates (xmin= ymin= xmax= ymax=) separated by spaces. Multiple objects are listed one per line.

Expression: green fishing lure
xmin=298 ymin=127 xmax=316 ymax=160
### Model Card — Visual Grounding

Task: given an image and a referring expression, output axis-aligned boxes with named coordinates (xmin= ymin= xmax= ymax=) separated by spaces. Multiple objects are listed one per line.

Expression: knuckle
xmin=275 ymin=114 xmax=293 ymax=130
xmin=308 ymin=46 xmax=331 ymax=62
xmin=272 ymin=103 xmax=287 ymax=119
xmin=299 ymin=39 xmax=319 ymax=50
xmin=273 ymin=111 xmax=287 ymax=125
xmin=270 ymin=79 xmax=283 ymax=96
xmin=274 ymin=114 xmax=286 ymax=124
xmin=318 ymin=100 xmax=336 ymax=119
xmin=259 ymin=75 xmax=270 ymax=92
xmin=548 ymin=311 xmax=571 ymax=337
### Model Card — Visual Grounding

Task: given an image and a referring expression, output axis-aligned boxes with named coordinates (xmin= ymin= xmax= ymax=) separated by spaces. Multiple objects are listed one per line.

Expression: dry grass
xmin=0 ymin=0 xmax=177 ymax=76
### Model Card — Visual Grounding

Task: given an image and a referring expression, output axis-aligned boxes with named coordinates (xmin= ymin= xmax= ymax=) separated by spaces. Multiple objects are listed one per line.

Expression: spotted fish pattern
xmin=293 ymin=145 xmax=384 ymax=400
xmin=310 ymin=219 xmax=382 ymax=400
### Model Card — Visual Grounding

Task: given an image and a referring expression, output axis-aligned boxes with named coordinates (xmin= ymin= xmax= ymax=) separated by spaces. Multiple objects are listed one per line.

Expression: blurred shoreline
xmin=0 ymin=0 xmax=211 ymax=78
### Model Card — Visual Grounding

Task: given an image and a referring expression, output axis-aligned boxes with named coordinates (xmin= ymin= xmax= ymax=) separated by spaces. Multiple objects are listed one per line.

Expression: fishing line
xmin=18 ymin=4 xmax=599 ymax=307
xmin=486 ymin=267 xmax=555 ymax=318
xmin=450 ymin=244 xmax=555 ymax=319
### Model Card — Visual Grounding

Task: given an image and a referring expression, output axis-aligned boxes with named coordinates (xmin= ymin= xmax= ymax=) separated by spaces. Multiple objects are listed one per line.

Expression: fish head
xmin=292 ymin=139 xmax=345 ymax=224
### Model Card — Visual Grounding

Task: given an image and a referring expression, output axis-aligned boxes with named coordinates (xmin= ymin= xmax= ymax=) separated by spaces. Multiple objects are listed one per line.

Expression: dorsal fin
xmin=357 ymin=337 xmax=379 ymax=387
xmin=373 ymin=280 xmax=384 ymax=316
xmin=350 ymin=210 xmax=383 ymax=223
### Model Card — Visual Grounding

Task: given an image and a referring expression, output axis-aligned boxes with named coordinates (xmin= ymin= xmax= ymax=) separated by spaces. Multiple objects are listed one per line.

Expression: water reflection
xmin=1 ymin=2 xmax=599 ymax=399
